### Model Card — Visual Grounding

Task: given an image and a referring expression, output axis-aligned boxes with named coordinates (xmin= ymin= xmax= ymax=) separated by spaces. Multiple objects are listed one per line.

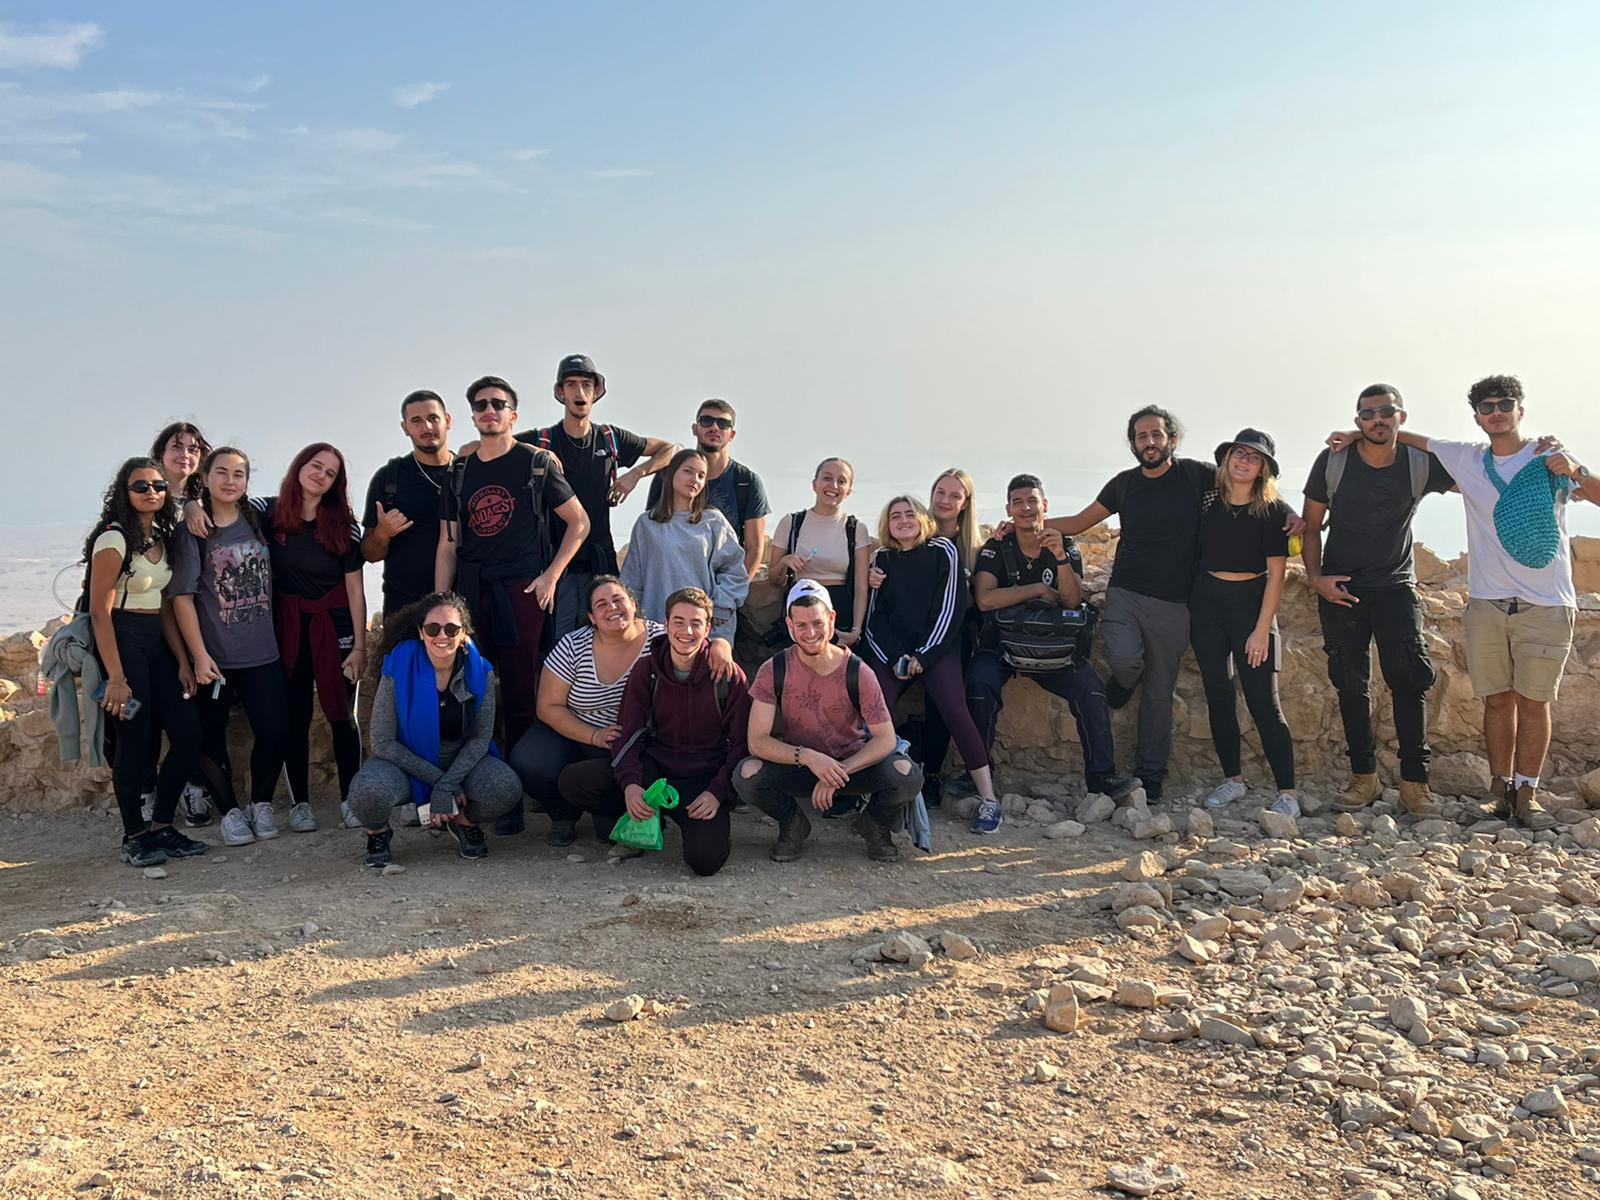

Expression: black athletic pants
xmin=1189 ymin=573 xmax=1295 ymax=789
xmin=106 ymin=612 xmax=201 ymax=838
xmin=1319 ymin=586 xmax=1435 ymax=783
xmin=195 ymin=661 xmax=290 ymax=814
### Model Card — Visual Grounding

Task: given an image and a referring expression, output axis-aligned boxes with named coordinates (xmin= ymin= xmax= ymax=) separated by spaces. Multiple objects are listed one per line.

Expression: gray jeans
xmin=1100 ymin=586 xmax=1191 ymax=783
xmin=347 ymin=755 xmax=523 ymax=830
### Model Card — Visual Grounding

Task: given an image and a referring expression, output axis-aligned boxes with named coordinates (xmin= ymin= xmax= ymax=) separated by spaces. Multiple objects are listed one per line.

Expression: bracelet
xmin=793 ymin=746 xmax=802 ymax=765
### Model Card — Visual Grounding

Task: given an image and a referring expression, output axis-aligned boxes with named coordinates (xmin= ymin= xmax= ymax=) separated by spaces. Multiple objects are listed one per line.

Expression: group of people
xmin=64 ymin=360 xmax=1595 ymax=874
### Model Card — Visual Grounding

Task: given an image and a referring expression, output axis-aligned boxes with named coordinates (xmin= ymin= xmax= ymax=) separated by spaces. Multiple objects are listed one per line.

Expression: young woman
xmin=1192 ymin=429 xmax=1298 ymax=816
xmin=864 ymin=496 xmax=1002 ymax=812
xmin=82 ymin=457 xmax=205 ymax=867
xmin=915 ymin=468 xmax=981 ymax=803
xmin=348 ymin=592 xmax=522 ymax=867
xmin=258 ymin=443 xmax=368 ymax=833
xmin=171 ymin=447 xmax=291 ymax=847
xmin=768 ymin=457 xmax=872 ymax=645
xmin=509 ymin=576 xmax=662 ymax=847
xmin=619 ymin=448 xmax=747 ymax=673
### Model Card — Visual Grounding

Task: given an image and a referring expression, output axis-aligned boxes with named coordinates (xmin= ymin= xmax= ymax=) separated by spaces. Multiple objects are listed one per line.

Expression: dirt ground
xmin=0 ymin=793 xmax=1595 ymax=1200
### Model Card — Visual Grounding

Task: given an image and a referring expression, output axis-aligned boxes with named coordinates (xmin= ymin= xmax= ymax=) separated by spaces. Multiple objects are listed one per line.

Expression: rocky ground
xmin=1 ymin=777 xmax=1598 ymax=1200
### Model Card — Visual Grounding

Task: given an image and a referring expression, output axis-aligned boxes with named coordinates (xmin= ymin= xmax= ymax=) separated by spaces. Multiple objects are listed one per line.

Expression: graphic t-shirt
xmin=516 ymin=423 xmax=646 ymax=574
xmin=750 ymin=648 xmax=891 ymax=761
xmin=1302 ymin=447 xmax=1455 ymax=589
xmin=647 ymin=459 xmax=771 ymax=545
xmin=444 ymin=445 xmax=577 ymax=575
xmin=169 ymin=519 xmax=279 ymax=669
xmin=362 ymin=454 xmax=451 ymax=614
xmin=1095 ymin=458 xmax=1214 ymax=602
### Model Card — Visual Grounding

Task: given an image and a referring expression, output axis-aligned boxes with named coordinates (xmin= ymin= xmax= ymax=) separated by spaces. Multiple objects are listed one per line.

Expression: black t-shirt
xmin=973 ymin=532 xmax=1083 ymax=651
xmin=259 ymin=498 xmax=364 ymax=600
xmin=1198 ymin=493 xmax=1293 ymax=574
xmin=1095 ymin=458 xmax=1214 ymax=603
xmin=362 ymin=455 xmax=450 ymax=615
xmin=438 ymin=688 xmax=466 ymax=742
xmin=514 ymin=423 xmax=645 ymax=574
xmin=1303 ymin=446 xmax=1455 ymax=589
xmin=443 ymin=445 xmax=577 ymax=575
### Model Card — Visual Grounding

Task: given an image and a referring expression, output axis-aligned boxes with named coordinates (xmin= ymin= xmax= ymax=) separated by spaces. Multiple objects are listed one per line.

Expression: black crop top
xmin=1198 ymin=493 xmax=1292 ymax=575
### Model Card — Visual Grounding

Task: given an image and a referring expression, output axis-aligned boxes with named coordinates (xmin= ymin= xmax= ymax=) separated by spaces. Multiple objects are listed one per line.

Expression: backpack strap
xmin=733 ymin=469 xmax=753 ymax=537
xmin=771 ymin=649 xmax=788 ymax=739
xmin=999 ymin=536 xmax=1024 ymax=586
xmin=845 ymin=653 xmax=861 ymax=713
xmin=599 ymin=424 xmax=620 ymax=490
xmin=841 ymin=516 xmax=859 ymax=630
xmin=1324 ymin=448 xmax=1348 ymax=507
xmin=534 ymin=427 xmax=552 ymax=451
xmin=1406 ymin=445 xmax=1429 ymax=502
xmin=783 ymin=510 xmax=807 ymax=586
xmin=445 ymin=457 xmax=469 ymax=543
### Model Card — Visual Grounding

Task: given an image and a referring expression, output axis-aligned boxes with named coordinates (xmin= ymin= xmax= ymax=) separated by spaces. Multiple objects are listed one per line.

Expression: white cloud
xmin=503 ymin=147 xmax=548 ymax=162
xmin=325 ymin=127 xmax=405 ymax=154
xmin=591 ymin=167 xmax=652 ymax=179
xmin=314 ymin=205 xmax=430 ymax=232
xmin=392 ymin=81 xmax=449 ymax=110
xmin=0 ymin=22 xmax=104 ymax=70
xmin=239 ymin=73 xmax=272 ymax=94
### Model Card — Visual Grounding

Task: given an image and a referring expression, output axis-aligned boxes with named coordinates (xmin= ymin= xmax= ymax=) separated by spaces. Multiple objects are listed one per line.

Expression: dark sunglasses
xmin=128 ymin=479 xmax=171 ymax=494
xmin=421 ymin=622 xmax=463 ymax=638
xmin=1474 ymin=398 xmax=1517 ymax=415
xmin=696 ymin=414 xmax=734 ymax=431
xmin=470 ymin=397 xmax=513 ymax=413
xmin=1357 ymin=404 xmax=1400 ymax=421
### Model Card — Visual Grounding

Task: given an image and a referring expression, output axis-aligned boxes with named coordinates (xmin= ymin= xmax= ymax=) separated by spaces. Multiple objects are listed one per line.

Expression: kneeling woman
xmin=348 ymin=592 xmax=523 ymax=866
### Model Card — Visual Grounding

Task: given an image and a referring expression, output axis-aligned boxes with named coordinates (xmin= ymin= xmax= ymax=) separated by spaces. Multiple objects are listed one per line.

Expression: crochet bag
xmin=1484 ymin=449 xmax=1565 ymax=570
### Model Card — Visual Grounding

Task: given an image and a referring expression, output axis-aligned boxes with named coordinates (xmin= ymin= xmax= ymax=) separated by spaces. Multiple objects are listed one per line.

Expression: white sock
xmin=1514 ymin=774 xmax=1538 ymax=791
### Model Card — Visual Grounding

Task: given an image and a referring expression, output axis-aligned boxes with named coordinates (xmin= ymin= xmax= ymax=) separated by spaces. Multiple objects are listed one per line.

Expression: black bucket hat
xmin=1214 ymin=428 xmax=1279 ymax=477
xmin=554 ymin=353 xmax=606 ymax=401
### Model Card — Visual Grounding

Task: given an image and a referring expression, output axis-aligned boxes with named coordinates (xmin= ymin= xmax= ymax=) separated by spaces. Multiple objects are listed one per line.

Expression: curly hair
xmin=1125 ymin=405 xmax=1183 ymax=445
xmin=80 ymin=457 xmax=176 ymax=572
xmin=1467 ymin=375 xmax=1524 ymax=408
xmin=376 ymin=590 xmax=475 ymax=662
xmin=150 ymin=421 xmax=212 ymax=502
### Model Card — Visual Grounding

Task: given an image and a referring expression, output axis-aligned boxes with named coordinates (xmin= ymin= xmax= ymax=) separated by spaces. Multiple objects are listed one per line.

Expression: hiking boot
xmin=120 ymin=831 xmax=167 ymax=868
xmin=770 ymin=807 xmax=812 ymax=863
xmin=451 ymin=821 xmax=489 ymax=860
xmin=1205 ymin=778 xmax=1248 ymax=810
xmin=1105 ymin=678 xmax=1137 ymax=711
xmin=1087 ymin=771 xmax=1137 ymax=800
xmin=364 ymin=828 xmax=394 ymax=868
xmin=181 ymin=783 xmax=213 ymax=827
xmin=220 ymin=808 xmax=255 ymax=846
xmin=857 ymin=811 xmax=899 ymax=862
xmin=1512 ymin=784 xmax=1557 ymax=832
xmin=922 ymin=775 xmax=943 ymax=809
xmin=546 ymin=819 xmax=578 ymax=849
xmin=1335 ymin=772 xmax=1382 ymax=811
xmin=971 ymin=798 xmax=1003 ymax=835
xmin=1137 ymin=776 xmax=1164 ymax=804
xmin=288 ymin=801 xmax=317 ymax=833
xmin=249 ymin=802 xmax=280 ymax=839
xmin=1399 ymin=780 xmax=1441 ymax=817
xmin=1479 ymin=775 xmax=1513 ymax=821
xmin=148 ymin=825 xmax=208 ymax=858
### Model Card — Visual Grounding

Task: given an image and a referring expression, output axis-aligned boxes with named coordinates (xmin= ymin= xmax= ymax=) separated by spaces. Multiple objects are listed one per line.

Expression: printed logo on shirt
xmin=467 ymin=485 xmax=515 ymax=538
xmin=211 ymin=541 xmax=271 ymax=627
xmin=1042 ymin=567 xmax=1055 ymax=586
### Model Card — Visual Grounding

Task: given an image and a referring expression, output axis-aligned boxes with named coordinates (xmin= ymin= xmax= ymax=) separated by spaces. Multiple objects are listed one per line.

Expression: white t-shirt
xmin=1426 ymin=437 xmax=1576 ymax=607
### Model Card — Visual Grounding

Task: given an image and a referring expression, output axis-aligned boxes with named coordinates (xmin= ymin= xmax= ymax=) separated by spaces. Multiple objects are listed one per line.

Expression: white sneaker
xmin=1270 ymin=792 xmax=1301 ymax=818
xmin=220 ymin=808 xmax=255 ymax=846
xmin=181 ymin=782 xmax=213 ymax=827
xmin=288 ymin=801 xmax=318 ymax=833
xmin=1205 ymin=778 xmax=1248 ymax=810
xmin=339 ymin=800 xmax=362 ymax=829
xmin=139 ymin=789 xmax=156 ymax=824
xmin=250 ymin=802 xmax=280 ymax=840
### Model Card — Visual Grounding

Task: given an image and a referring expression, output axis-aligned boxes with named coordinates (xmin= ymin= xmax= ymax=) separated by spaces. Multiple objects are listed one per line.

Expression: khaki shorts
xmin=1463 ymin=599 xmax=1575 ymax=702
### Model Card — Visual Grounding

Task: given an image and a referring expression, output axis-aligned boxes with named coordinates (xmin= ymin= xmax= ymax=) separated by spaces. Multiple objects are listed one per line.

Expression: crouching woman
xmin=348 ymin=591 xmax=523 ymax=867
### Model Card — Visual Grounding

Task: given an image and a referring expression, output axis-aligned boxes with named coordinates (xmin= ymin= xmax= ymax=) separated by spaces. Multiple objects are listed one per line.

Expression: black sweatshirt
xmin=864 ymin=537 xmax=967 ymax=669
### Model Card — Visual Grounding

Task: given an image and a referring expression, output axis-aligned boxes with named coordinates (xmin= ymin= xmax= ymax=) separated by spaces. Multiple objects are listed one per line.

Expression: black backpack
xmin=784 ymin=510 xmax=858 ymax=621
xmin=985 ymin=539 xmax=1095 ymax=674
xmin=769 ymin=648 xmax=863 ymax=738
xmin=444 ymin=444 xmax=554 ymax=558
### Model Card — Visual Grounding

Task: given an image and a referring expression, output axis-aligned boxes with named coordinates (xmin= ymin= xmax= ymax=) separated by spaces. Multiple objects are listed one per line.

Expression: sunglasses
xmin=1357 ymin=404 xmax=1400 ymax=421
xmin=128 ymin=479 xmax=171 ymax=494
xmin=696 ymin=414 xmax=734 ymax=431
xmin=1474 ymin=398 xmax=1517 ymax=415
xmin=421 ymin=622 xmax=463 ymax=638
xmin=470 ymin=397 xmax=513 ymax=413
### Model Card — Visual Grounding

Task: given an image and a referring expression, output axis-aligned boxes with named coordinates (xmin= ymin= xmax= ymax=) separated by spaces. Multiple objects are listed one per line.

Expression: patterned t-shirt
xmin=750 ymin=648 xmax=890 ymax=761
xmin=545 ymin=621 xmax=664 ymax=729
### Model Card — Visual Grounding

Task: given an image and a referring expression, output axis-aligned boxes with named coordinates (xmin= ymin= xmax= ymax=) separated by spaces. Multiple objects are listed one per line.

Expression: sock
xmin=1514 ymin=773 xmax=1538 ymax=791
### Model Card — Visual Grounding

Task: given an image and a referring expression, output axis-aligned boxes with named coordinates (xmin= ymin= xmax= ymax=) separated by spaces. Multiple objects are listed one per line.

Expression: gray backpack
xmin=1324 ymin=445 xmax=1430 ymax=510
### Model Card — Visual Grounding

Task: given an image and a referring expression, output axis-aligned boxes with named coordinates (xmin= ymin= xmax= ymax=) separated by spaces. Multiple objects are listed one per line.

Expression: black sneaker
xmin=545 ymin=819 xmax=577 ymax=848
xmin=451 ymin=822 xmax=489 ymax=860
xmin=364 ymin=828 xmax=394 ymax=868
xmin=922 ymin=775 xmax=943 ymax=809
xmin=1140 ymin=776 xmax=1164 ymax=803
xmin=120 ymin=831 xmax=168 ymax=868
xmin=148 ymin=825 xmax=209 ymax=858
xmin=944 ymin=772 xmax=977 ymax=799
xmin=856 ymin=811 xmax=900 ymax=862
xmin=1105 ymin=678 xmax=1137 ymax=710
xmin=770 ymin=807 xmax=812 ymax=862
xmin=1087 ymin=771 xmax=1138 ymax=800
xmin=493 ymin=805 xmax=526 ymax=837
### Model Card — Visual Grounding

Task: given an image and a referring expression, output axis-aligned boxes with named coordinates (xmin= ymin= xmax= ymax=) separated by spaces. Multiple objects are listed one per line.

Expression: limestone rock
xmin=936 ymin=932 xmax=979 ymax=961
xmin=1197 ymin=1016 xmax=1255 ymax=1047
xmin=1137 ymin=1012 xmax=1196 ymax=1043
xmin=1521 ymin=1086 xmax=1569 ymax=1118
xmin=1549 ymin=953 xmax=1600 ymax=982
xmin=880 ymin=931 xmax=934 ymax=963
xmin=1431 ymin=752 xmax=1492 ymax=798
xmin=1261 ymin=874 xmax=1304 ymax=912
xmin=1185 ymin=807 xmax=1214 ymax=839
xmin=1042 ymin=992 xmax=1082 ymax=1033
xmin=1042 ymin=819 xmax=1086 ymax=840
xmin=605 ymin=995 xmax=645 ymax=1022
xmin=1106 ymin=1161 xmax=1187 ymax=1197
xmin=1121 ymin=851 xmax=1165 ymax=882
xmin=1078 ymin=794 xmax=1116 ymax=824
xmin=1258 ymin=809 xmax=1298 ymax=839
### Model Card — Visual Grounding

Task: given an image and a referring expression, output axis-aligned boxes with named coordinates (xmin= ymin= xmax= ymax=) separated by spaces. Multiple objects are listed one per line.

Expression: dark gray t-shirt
xmin=169 ymin=518 xmax=280 ymax=669
xmin=1303 ymin=447 xmax=1454 ymax=589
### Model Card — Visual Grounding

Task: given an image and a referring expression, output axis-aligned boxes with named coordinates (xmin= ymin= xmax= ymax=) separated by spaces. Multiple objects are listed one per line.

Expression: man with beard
xmin=647 ymin=398 xmax=770 ymax=581
xmin=1301 ymin=384 xmax=1455 ymax=815
xmin=362 ymin=390 xmax=456 ymax=616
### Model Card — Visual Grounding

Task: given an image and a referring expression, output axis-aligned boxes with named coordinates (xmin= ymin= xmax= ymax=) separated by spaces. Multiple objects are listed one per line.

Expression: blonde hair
xmin=1215 ymin=452 xmax=1281 ymax=517
xmin=877 ymin=495 xmax=936 ymax=551
xmin=930 ymin=467 xmax=978 ymax=571
xmin=812 ymin=456 xmax=854 ymax=484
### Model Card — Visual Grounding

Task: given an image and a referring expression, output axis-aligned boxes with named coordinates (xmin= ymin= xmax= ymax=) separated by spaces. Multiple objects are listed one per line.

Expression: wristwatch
xmin=1577 ymin=465 xmax=1591 ymax=481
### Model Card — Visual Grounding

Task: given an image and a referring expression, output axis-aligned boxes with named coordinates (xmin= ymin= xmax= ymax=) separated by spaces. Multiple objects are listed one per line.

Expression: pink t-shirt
xmin=751 ymin=649 xmax=891 ymax=760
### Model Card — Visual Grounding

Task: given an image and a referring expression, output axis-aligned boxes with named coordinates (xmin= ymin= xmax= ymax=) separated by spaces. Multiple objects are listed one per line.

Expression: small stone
xmin=1122 ymin=851 xmax=1165 ymax=881
xmin=1389 ymin=996 xmax=1428 ymax=1033
xmin=1189 ymin=914 xmax=1231 ymax=940
xmin=1106 ymin=1161 xmax=1187 ymax=1196
xmin=464 ymin=1052 xmax=485 ymax=1070
xmin=1521 ymin=1086 xmax=1569 ymax=1118
xmin=1261 ymin=923 xmax=1304 ymax=953
xmin=1549 ymin=953 xmax=1600 ymax=983
xmin=1042 ymin=994 xmax=1081 ymax=1033
xmin=1042 ymin=819 xmax=1086 ymax=840
xmin=381 ymin=863 xmax=405 ymax=876
xmin=1197 ymin=1016 xmax=1255 ymax=1048
xmin=1137 ymin=1013 xmax=1196 ymax=1043
xmin=1449 ymin=1113 xmax=1507 ymax=1144
xmin=1028 ymin=1167 xmax=1062 ymax=1184
xmin=1113 ymin=979 xmax=1160 ymax=1009
xmin=85 ymin=1172 xmax=113 ymax=1188
xmin=142 ymin=866 xmax=167 ymax=879
xmin=1335 ymin=812 xmax=1362 ymax=836
xmin=938 ymin=932 xmax=979 ymax=960
xmin=1261 ymin=874 xmax=1304 ymax=912
xmin=1258 ymin=809 xmax=1298 ymax=839
xmin=1186 ymin=808 xmax=1214 ymax=839
xmin=1175 ymin=934 xmax=1213 ymax=964
xmin=880 ymin=931 xmax=934 ymax=963
xmin=1079 ymin=794 xmax=1116 ymax=824
xmin=300 ymin=921 xmax=318 ymax=938
xmin=1116 ymin=905 xmax=1164 ymax=932
xmin=1131 ymin=813 xmax=1173 ymax=840
xmin=605 ymin=994 xmax=645 ymax=1022
xmin=565 ymin=853 xmax=586 ymax=863
xmin=1029 ymin=1061 xmax=1060 ymax=1083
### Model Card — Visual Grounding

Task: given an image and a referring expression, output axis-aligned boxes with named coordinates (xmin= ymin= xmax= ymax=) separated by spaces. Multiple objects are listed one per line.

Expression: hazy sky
xmin=4 ymin=2 xmax=1599 ymax=556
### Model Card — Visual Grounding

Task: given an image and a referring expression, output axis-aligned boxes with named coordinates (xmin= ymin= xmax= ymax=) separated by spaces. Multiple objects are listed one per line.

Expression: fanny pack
xmin=988 ymin=600 xmax=1096 ymax=674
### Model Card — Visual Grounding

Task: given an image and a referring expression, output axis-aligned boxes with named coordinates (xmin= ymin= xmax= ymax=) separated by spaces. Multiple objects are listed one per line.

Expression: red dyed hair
xmin=275 ymin=443 xmax=355 ymax=554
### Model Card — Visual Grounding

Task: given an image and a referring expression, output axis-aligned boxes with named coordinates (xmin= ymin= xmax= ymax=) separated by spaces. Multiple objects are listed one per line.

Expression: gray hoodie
xmin=620 ymin=509 xmax=749 ymax=643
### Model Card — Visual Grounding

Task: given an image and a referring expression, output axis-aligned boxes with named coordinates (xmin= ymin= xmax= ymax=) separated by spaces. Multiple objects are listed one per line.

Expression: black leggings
xmin=913 ymin=610 xmax=978 ymax=775
xmin=195 ymin=661 xmax=290 ymax=814
xmin=106 ymin=612 xmax=201 ymax=837
xmin=1189 ymin=573 xmax=1295 ymax=789
xmin=870 ymin=655 xmax=988 ymax=771
xmin=508 ymin=721 xmax=592 ymax=822
xmin=283 ymin=626 xmax=361 ymax=805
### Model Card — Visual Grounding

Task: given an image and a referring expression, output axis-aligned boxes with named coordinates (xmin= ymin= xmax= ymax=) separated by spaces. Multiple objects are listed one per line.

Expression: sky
xmin=4 ymin=1 xmax=1600 ymax=560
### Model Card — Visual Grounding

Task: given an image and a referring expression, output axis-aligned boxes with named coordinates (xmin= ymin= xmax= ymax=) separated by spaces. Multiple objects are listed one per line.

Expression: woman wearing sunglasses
xmin=82 ymin=457 xmax=206 ymax=867
xmin=348 ymin=592 xmax=523 ymax=867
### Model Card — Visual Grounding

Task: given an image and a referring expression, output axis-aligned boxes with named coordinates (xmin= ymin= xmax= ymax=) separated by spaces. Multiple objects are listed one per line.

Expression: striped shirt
xmin=546 ymin=621 xmax=664 ymax=729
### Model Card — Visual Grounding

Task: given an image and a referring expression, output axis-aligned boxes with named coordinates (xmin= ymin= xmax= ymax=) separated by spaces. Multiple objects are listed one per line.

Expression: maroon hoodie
xmin=614 ymin=634 xmax=751 ymax=803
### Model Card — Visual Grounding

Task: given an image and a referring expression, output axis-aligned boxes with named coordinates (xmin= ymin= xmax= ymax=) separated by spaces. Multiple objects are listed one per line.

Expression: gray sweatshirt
xmin=620 ymin=509 xmax=750 ymax=643
xmin=367 ymin=667 xmax=497 ymax=815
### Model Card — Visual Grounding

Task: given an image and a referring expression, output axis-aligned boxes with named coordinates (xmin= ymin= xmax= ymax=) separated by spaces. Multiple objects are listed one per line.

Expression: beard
xmin=1135 ymin=444 xmax=1173 ymax=468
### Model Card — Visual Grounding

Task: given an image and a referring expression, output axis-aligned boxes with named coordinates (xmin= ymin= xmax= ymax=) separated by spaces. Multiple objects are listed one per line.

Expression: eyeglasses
xmin=1357 ymin=404 xmax=1400 ymax=421
xmin=470 ymin=397 xmax=513 ymax=413
xmin=1474 ymin=398 xmax=1517 ymax=415
xmin=421 ymin=622 xmax=463 ymax=638
xmin=128 ymin=480 xmax=171 ymax=494
xmin=696 ymin=414 xmax=734 ymax=431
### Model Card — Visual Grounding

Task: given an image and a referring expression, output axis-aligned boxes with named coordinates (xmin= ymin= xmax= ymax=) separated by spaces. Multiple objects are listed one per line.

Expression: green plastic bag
xmin=609 ymin=779 xmax=680 ymax=851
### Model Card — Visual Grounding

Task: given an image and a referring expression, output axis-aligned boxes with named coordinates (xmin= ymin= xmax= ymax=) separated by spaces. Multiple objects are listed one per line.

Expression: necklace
xmin=413 ymin=454 xmax=449 ymax=494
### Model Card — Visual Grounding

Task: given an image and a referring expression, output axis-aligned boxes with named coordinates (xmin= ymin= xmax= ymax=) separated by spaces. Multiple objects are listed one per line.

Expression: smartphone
xmin=92 ymin=681 xmax=141 ymax=720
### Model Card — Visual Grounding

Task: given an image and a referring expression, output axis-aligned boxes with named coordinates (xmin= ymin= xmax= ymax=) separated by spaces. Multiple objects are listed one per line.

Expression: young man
xmin=646 ymin=398 xmax=770 ymax=580
xmin=434 ymin=375 xmax=589 ymax=750
xmin=1332 ymin=375 xmax=1597 ymax=830
xmin=361 ymin=389 xmax=455 ymax=616
xmin=735 ymin=580 xmax=922 ymax=862
xmin=1301 ymin=384 xmax=1455 ymax=815
xmin=515 ymin=354 xmax=678 ymax=640
xmin=560 ymin=587 xmax=749 ymax=876
xmin=967 ymin=476 xmax=1135 ymax=833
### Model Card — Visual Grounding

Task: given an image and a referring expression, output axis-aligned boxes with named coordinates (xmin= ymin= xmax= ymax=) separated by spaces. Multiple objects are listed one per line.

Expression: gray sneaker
xmin=339 ymin=800 xmax=362 ymax=829
xmin=1205 ymin=778 xmax=1248 ymax=810
xmin=249 ymin=802 xmax=280 ymax=840
xmin=288 ymin=802 xmax=318 ymax=833
xmin=181 ymin=782 xmax=213 ymax=827
xmin=220 ymin=808 xmax=256 ymax=846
